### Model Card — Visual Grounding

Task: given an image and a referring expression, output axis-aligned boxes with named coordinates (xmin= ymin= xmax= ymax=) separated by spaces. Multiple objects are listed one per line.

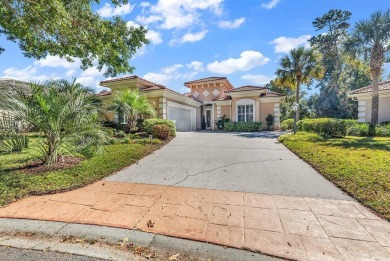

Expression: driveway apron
xmin=106 ymin=132 xmax=350 ymax=200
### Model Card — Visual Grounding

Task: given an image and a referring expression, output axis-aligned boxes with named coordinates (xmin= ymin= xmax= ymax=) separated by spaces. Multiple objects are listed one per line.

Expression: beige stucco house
xmin=349 ymin=81 xmax=390 ymax=123
xmin=99 ymin=76 xmax=284 ymax=131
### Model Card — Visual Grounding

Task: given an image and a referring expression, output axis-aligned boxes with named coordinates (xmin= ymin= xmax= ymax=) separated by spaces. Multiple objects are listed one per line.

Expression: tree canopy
xmin=0 ymin=0 xmax=148 ymax=77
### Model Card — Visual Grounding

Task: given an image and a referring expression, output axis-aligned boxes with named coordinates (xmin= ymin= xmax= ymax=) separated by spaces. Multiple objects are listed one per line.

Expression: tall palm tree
xmin=109 ymin=90 xmax=156 ymax=129
xmin=1 ymin=80 xmax=107 ymax=165
xmin=345 ymin=10 xmax=390 ymax=125
xmin=275 ymin=47 xmax=324 ymax=133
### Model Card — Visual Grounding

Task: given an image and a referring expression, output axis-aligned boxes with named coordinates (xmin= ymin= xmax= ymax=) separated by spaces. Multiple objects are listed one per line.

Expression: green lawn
xmin=279 ymin=132 xmax=390 ymax=220
xmin=0 ymin=137 xmax=162 ymax=206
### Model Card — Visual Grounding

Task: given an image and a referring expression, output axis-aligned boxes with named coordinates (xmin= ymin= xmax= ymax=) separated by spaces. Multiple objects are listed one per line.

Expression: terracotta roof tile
xmin=261 ymin=90 xmax=285 ymax=97
xmin=96 ymin=90 xmax=112 ymax=96
xmin=225 ymin=85 xmax=267 ymax=93
xmin=349 ymin=81 xmax=390 ymax=95
xmin=184 ymin=77 xmax=227 ymax=85
xmin=141 ymin=85 xmax=166 ymax=91
xmin=212 ymin=95 xmax=232 ymax=101
xmin=100 ymin=75 xmax=157 ymax=86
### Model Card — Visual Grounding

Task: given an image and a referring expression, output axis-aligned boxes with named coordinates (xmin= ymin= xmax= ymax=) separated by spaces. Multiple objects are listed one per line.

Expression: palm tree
xmin=109 ymin=90 xmax=156 ymax=129
xmin=345 ymin=10 xmax=390 ymax=125
xmin=1 ymin=79 xmax=107 ymax=165
xmin=275 ymin=47 xmax=324 ymax=133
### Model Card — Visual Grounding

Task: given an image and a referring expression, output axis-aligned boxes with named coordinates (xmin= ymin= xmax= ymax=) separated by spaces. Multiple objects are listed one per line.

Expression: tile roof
xmin=261 ymin=90 xmax=285 ymax=97
xmin=212 ymin=95 xmax=232 ymax=101
xmin=349 ymin=81 xmax=390 ymax=95
xmin=100 ymin=75 xmax=157 ymax=86
xmin=141 ymin=85 xmax=166 ymax=91
xmin=184 ymin=77 xmax=227 ymax=85
xmin=96 ymin=90 xmax=112 ymax=96
xmin=225 ymin=85 xmax=267 ymax=93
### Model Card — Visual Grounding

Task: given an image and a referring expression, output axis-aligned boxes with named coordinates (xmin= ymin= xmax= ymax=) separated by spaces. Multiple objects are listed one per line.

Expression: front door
xmin=206 ymin=108 xmax=212 ymax=129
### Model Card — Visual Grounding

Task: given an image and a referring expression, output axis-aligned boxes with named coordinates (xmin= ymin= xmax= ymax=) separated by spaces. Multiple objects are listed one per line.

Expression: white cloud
xmin=241 ymin=74 xmax=274 ymax=85
xmin=207 ymin=51 xmax=270 ymax=74
xmin=75 ymin=76 xmax=98 ymax=88
xmin=140 ymin=2 xmax=150 ymax=8
xmin=187 ymin=61 xmax=204 ymax=71
xmin=161 ymin=64 xmax=183 ymax=74
xmin=270 ymin=35 xmax=311 ymax=53
xmin=146 ymin=30 xmax=163 ymax=45
xmin=126 ymin=20 xmax=140 ymax=28
xmin=97 ymin=3 xmax=134 ymax=18
xmin=136 ymin=15 xmax=162 ymax=25
xmin=261 ymin=0 xmax=281 ymax=9
xmin=139 ymin=0 xmax=223 ymax=30
xmin=143 ymin=72 xmax=171 ymax=85
xmin=218 ymin=17 xmax=245 ymax=29
xmin=2 ymin=65 xmax=55 ymax=82
xmin=170 ymin=30 xmax=208 ymax=45
xmin=65 ymin=69 xmax=76 ymax=77
xmin=143 ymin=62 xmax=201 ymax=86
xmin=33 ymin=55 xmax=81 ymax=69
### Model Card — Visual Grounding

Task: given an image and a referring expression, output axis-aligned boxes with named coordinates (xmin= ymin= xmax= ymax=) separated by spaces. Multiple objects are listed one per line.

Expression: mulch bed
xmin=21 ymin=156 xmax=83 ymax=175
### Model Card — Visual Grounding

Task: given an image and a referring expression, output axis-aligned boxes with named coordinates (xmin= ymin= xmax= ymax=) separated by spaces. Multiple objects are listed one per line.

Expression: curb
xmin=0 ymin=218 xmax=280 ymax=261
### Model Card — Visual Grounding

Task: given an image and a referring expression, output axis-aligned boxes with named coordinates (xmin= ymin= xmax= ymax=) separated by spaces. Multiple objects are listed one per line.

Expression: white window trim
xmin=236 ymin=98 xmax=255 ymax=122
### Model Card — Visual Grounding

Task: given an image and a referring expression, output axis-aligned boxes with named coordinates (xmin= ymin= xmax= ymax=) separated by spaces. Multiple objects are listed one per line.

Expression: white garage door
xmin=167 ymin=102 xmax=196 ymax=132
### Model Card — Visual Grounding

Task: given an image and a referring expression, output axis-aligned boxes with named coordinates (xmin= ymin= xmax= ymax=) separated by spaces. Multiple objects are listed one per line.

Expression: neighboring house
xmin=99 ymin=76 xmax=285 ymax=131
xmin=349 ymin=81 xmax=390 ymax=123
xmin=0 ymin=78 xmax=30 ymax=115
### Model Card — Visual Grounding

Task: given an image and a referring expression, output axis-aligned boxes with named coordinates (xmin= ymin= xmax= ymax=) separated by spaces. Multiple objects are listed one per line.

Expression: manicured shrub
xmin=296 ymin=118 xmax=347 ymax=137
xmin=152 ymin=124 xmax=172 ymax=140
xmin=347 ymin=123 xmax=369 ymax=136
xmin=265 ymin=114 xmax=275 ymax=130
xmin=281 ymin=119 xmax=294 ymax=131
xmin=224 ymin=122 xmax=263 ymax=132
xmin=375 ymin=124 xmax=390 ymax=137
xmin=144 ymin=119 xmax=176 ymax=137
xmin=215 ymin=114 xmax=230 ymax=130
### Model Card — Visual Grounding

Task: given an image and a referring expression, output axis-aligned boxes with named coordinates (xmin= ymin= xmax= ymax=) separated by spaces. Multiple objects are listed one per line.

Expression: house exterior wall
xmin=190 ymin=83 xmax=225 ymax=102
xmin=357 ymin=96 xmax=390 ymax=123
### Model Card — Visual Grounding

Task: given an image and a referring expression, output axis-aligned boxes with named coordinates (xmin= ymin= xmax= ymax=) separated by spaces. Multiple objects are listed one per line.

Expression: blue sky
xmin=1 ymin=0 xmax=389 ymax=94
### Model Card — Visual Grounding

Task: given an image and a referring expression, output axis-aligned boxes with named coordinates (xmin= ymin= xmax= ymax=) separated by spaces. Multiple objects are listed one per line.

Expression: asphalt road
xmin=0 ymin=246 xmax=101 ymax=261
xmin=106 ymin=131 xmax=350 ymax=200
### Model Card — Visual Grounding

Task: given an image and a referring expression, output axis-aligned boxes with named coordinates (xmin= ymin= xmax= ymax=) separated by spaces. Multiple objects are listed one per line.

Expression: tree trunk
xmin=370 ymin=68 xmax=380 ymax=125
xmin=294 ymin=78 xmax=301 ymax=134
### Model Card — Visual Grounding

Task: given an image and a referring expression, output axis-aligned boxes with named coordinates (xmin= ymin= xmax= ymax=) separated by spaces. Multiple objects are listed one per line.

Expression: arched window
xmin=236 ymin=99 xmax=255 ymax=122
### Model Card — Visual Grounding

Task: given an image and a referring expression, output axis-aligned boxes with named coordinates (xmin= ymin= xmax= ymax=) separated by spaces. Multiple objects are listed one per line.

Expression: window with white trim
xmin=236 ymin=99 xmax=255 ymax=122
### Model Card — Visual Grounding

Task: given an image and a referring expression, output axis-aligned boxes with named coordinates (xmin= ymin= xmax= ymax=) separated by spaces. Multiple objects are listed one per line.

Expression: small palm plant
xmin=1 ymin=80 xmax=108 ymax=165
xmin=109 ymin=90 xmax=156 ymax=130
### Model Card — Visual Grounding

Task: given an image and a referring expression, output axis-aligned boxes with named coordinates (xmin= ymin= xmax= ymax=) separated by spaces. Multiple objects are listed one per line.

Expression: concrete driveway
xmin=107 ymin=132 xmax=350 ymax=200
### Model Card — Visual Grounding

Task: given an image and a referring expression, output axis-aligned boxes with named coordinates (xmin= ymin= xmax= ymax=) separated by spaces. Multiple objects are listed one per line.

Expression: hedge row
xmin=224 ymin=122 xmax=263 ymax=132
xmin=143 ymin=119 xmax=176 ymax=137
xmin=297 ymin=118 xmax=347 ymax=137
xmin=347 ymin=122 xmax=390 ymax=137
xmin=281 ymin=118 xmax=390 ymax=137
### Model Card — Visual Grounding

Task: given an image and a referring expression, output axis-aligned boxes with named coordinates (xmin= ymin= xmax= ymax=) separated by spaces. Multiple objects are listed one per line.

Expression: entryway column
xmin=159 ymin=98 xmax=167 ymax=119
xmin=274 ymin=103 xmax=280 ymax=128
xmin=358 ymin=101 xmax=366 ymax=123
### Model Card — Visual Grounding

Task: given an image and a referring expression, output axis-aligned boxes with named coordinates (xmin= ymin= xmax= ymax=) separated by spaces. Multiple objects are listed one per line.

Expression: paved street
xmin=0 ymin=246 xmax=101 ymax=261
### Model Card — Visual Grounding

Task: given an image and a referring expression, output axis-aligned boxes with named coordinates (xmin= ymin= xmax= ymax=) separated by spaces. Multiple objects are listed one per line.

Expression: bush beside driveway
xmin=279 ymin=132 xmax=390 ymax=219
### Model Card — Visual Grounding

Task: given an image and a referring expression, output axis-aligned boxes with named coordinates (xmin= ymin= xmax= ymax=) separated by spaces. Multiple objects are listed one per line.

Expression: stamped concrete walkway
xmin=0 ymin=181 xmax=389 ymax=261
